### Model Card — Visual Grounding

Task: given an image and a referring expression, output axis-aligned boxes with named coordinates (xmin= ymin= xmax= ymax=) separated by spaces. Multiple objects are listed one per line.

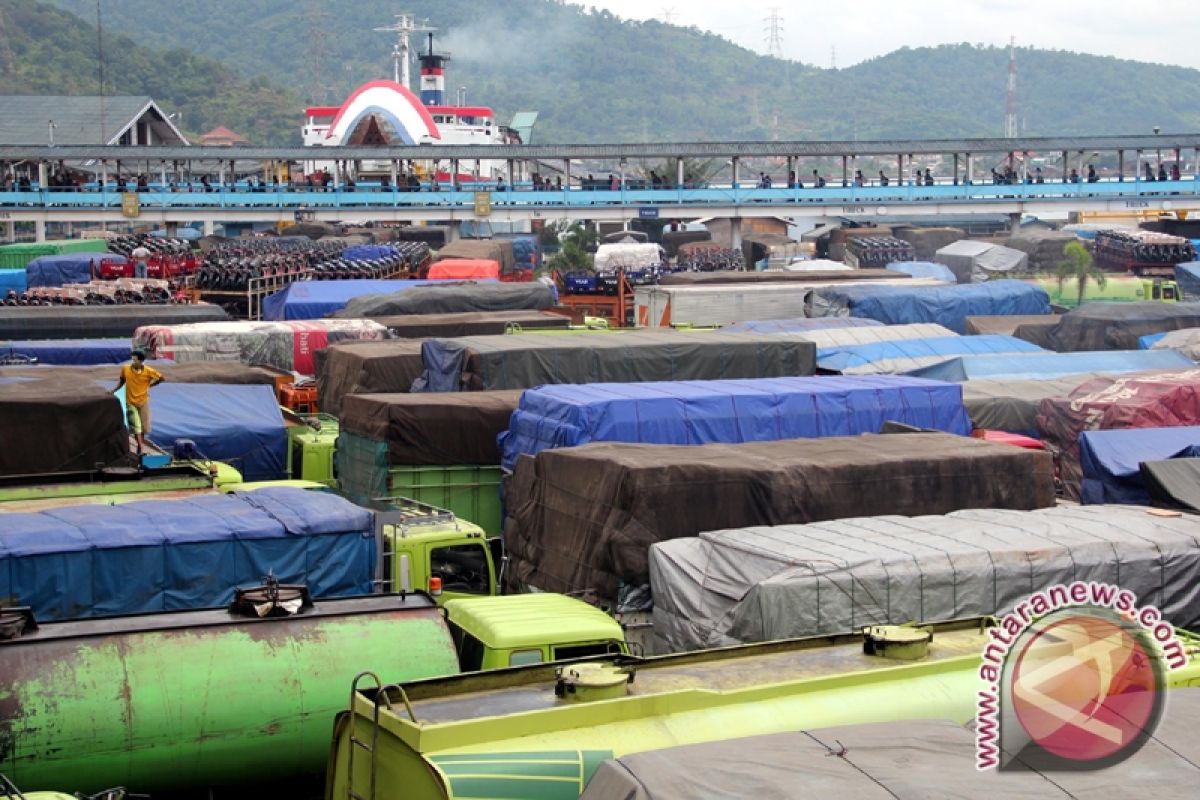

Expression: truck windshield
xmin=430 ymin=544 xmax=490 ymax=594
xmin=553 ymin=641 xmax=625 ymax=660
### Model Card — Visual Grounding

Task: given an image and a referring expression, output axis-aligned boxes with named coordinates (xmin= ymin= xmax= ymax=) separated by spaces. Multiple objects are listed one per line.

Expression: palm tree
xmin=1056 ymin=240 xmax=1107 ymax=308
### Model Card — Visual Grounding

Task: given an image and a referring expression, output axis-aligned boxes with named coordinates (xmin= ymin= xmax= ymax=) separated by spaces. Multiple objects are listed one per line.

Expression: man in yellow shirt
xmin=112 ymin=349 xmax=164 ymax=454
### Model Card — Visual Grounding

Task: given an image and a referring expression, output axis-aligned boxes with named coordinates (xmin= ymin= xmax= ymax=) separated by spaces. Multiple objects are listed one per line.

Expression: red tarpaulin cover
xmin=427 ymin=259 xmax=501 ymax=280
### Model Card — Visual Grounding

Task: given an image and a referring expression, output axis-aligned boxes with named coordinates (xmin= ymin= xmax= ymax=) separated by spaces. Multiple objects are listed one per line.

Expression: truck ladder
xmin=346 ymin=671 xmax=395 ymax=800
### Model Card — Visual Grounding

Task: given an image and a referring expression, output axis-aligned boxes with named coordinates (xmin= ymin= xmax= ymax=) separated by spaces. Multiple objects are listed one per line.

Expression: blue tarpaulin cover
xmin=907 ymin=348 xmax=1193 ymax=382
xmin=499 ymin=375 xmax=972 ymax=471
xmin=26 ymin=254 xmax=117 ymax=287
xmin=1080 ymin=426 xmax=1200 ymax=505
xmin=724 ymin=318 xmax=883 ymax=334
xmin=0 ymin=268 xmax=26 ymax=294
xmin=813 ymin=280 xmax=1051 ymax=333
xmin=262 ymin=279 xmax=439 ymax=320
xmin=0 ymin=488 xmax=374 ymax=620
xmin=1 ymin=338 xmax=130 ymax=365
xmin=817 ymin=334 xmax=1044 ymax=374
xmin=886 ymin=261 xmax=959 ymax=283
xmin=342 ymin=244 xmax=404 ymax=261
xmin=1140 ymin=332 xmax=1170 ymax=349
xmin=145 ymin=383 xmax=287 ymax=481
xmin=1176 ymin=263 xmax=1200 ymax=301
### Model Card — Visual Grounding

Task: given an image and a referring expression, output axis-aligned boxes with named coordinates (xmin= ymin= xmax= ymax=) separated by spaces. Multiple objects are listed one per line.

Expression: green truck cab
xmin=445 ymin=594 xmax=629 ymax=670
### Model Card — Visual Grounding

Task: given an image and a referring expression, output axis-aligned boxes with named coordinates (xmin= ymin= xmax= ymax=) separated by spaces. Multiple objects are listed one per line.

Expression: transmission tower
xmin=0 ymin=6 xmax=16 ymax=77
xmin=1004 ymin=37 xmax=1018 ymax=138
xmin=662 ymin=7 xmax=676 ymax=25
xmin=830 ymin=45 xmax=837 ymax=70
xmin=304 ymin=0 xmax=332 ymax=103
xmin=763 ymin=9 xmax=784 ymax=59
xmin=374 ymin=13 xmax=435 ymax=90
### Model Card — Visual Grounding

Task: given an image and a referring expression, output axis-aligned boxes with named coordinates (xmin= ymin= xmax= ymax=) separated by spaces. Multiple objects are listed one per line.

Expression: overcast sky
xmin=573 ymin=0 xmax=1198 ymax=71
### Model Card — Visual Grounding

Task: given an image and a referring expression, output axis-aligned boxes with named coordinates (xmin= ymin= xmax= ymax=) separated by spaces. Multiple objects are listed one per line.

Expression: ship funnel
xmin=554 ymin=662 xmax=632 ymax=703
xmin=862 ymin=624 xmax=932 ymax=660
xmin=418 ymin=32 xmax=450 ymax=106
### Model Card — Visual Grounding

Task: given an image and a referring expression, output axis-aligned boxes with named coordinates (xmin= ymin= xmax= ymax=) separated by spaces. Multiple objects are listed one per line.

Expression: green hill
xmin=28 ymin=0 xmax=1200 ymax=143
xmin=0 ymin=0 xmax=301 ymax=143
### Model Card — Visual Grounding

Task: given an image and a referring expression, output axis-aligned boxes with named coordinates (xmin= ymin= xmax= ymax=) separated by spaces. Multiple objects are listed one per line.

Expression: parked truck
xmin=326 ymin=618 xmax=1200 ymax=800
xmin=0 ymin=586 xmax=627 ymax=794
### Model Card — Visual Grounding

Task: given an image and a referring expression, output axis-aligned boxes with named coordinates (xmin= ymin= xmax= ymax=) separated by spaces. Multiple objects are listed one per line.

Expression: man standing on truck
xmin=131 ymin=243 xmax=151 ymax=279
xmin=112 ymin=349 xmax=164 ymax=454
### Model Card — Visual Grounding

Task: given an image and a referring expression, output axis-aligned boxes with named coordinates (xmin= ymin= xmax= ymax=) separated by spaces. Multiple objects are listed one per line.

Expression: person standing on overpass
xmin=112 ymin=349 xmax=164 ymax=455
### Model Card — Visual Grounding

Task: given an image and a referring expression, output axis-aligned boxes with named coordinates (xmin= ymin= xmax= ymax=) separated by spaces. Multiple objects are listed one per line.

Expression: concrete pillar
xmin=1009 ymin=213 xmax=1021 ymax=233
xmin=953 ymin=154 xmax=959 ymax=185
xmin=841 ymin=155 xmax=848 ymax=187
xmin=451 ymin=160 xmax=459 ymax=190
xmin=37 ymin=162 xmax=47 ymax=190
xmin=166 ymin=221 xmax=178 ymax=235
xmin=507 ymin=159 xmax=514 ymax=187
xmin=1118 ymin=151 xmax=1125 ymax=182
xmin=565 ymin=159 xmax=572 ymax=192
xmin=676 ymin=158 xmax=684 ymax=189
xmin=389 ymin=160 xmax=398 ymax=188
xmin=34 ymin=218 xmax=46 ymax=242
xmin=731 ymin=157 xmax=739 ymax=188
xmin=448 ymin=220 xmax=462 ymax=242
xmin=966 ymin=153 xmax=973 ymax=184
xmin=203 ymin=219 xmax=215 ymax=236
xmin=730 ymin=217 xmax=743 ymax=251
xmin=64 ymin=221 xmax=73 ymax=237
xmin=4 ymin=221 xmax=15 ymax=242
xmin=897 ymin=154 xmax=904 ymax=184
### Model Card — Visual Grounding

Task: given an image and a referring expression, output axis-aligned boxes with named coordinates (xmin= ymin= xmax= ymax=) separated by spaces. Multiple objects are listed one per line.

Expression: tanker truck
xmin=0 ymin=585 xmax=627 ymax=794
xmin=326 ymin=618 xmax=1200 ymax=800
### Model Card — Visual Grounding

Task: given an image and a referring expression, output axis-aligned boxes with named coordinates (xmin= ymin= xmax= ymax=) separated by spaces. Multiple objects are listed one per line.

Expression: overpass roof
xmin=0 ymin=96 xmax=188 ymax=147
xmin=0 ymin=133 xmax=1197 ymax=163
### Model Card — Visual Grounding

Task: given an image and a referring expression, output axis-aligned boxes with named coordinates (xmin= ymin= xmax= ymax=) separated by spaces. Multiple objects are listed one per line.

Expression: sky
xmin=573 ymin=0 xmax=1198 ymax=71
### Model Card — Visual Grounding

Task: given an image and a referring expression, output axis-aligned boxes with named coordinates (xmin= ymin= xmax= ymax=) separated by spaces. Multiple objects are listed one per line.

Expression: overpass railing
xmin=2 ymin=178 xmax=1197 ymax=211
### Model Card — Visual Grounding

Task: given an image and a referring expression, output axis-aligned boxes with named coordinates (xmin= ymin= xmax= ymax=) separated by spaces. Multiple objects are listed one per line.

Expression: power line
xmin=763 ymin=8 xmax=783 ymax=59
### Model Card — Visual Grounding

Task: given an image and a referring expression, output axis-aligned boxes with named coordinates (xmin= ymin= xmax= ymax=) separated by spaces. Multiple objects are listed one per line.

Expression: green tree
xmin=544 ymin=221 xmax=596 ymax=273
xmin=1056 ymin=240 xmax=1107 ymax=307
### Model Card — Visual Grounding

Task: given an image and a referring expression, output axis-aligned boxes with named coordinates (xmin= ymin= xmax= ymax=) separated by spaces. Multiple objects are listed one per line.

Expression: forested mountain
xmin=0 ymin=0 xmax=301 ymax=142
xmin=24 ymin=0 xmax=1200 ymax=144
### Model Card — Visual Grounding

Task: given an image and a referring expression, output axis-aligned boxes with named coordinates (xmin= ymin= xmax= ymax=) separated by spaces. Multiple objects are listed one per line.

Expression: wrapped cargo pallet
xmin=134 ymin=319 xmax=389 ymax=375
xmin=0 ymin=487 xmax=374 ymax=621
xmin=0 ymin=377 xmax=128 ymax=476
xmin=372 ymin=310 xmax=571 ymax=338
xmin=333 ymin=282 xmax=556 ymax=318
xmin=1079 ymin=426 xmax=1200 ymax=505
xmin=316 ymin=340 xmax=427 ymax=416
xmin=934 ymin=240 xmax=1029 ymax=283
xmin=891 ymin=226 xmax=966 ymax=261
xmin=810 ymin=280 xmax=1050 ymax=334
xmin=817 ymin=334 xmax=1044 ymax=375
xmin=1031 ymin=302 xmax=1200 ymax=352
xmin=0 ymin=238 xmax=107 ymax=270
xmin=0 ymin=304 xmax=228 ymax=340
xmin=1038 ymin=369 xmax=1200 ymax=500
xmin=907 ymin=349 xmax=1192 ymax=382
xmin=504 ymin=432 xmax=1055 ymax=604
xmin=648 ymin=505 xmax=1200 ymax=652
xmin=25 ymin=254 xmax=112 ymax=287
xmin=636 ymin=284 xmax=813 ymax=328
xmin=432 ymin=239 xmax=516 ymax=276
xmin=723 ymin=318 xmax=883 ymax=333
xmin=413 ymin=331 xmax=816 ymax=392
xmin=964 ymin=314 xmax=1059 ymax=336
xmin=262 ymin=279 xmax=449 ymax=321
xmin=336 ymin=391 xmax=524 ymax=533
xmin=499 ymin=375 xmax=972 ymax=471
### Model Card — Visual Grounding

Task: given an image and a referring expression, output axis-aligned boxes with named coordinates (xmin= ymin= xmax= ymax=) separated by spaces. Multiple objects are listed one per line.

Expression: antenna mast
xmin=373 ymin=13 xmax=435 ymax=89
xmin=1004 ymin=37 xmax=1018 ymax=138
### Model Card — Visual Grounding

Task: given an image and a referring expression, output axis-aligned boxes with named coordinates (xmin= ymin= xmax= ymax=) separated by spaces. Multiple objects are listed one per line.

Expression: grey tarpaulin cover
xmin=964 ymin=314 xmax=1059 ymax=336
xmin=934 ymin=239 xmax=1029 ymax=283
xmin=1143 ymin=459 xmax=1200 ymax=511
xmin=371 ymin=310 xmax=570 ymax=338
xmin=332 ymin=282 xmax=554 ymax=318
xmin=504 ymin=433 xmax=1054 ymax=604
xmin=316 ymin=340 xmax=427 ymax=416
xmin=771 ymin=322 xmax=956 ymax=348
xmin=413 ymin=331 xmax=817 ymax=392
xmin=0 ymin=377 xmax=129 ymax=476
xmin=1032 ymin=302 xmax=1200 ymax=351
xmin=579 ymin=696 xmax=1200 ymax=800
xmin=649 ymin=505 xmax=1200 ymax=652
xmin=339 ymin=390 xmax=524 ymax=465
xmin=657 ymin=269 xmax=906 ymax=286
xmin=961 ymin=375 xmax=1100 ymax=435
xmin=1150 ymin=327 xmax=1200 ymax=360
xmin=0 ymin=304 xmax=228 ymax=340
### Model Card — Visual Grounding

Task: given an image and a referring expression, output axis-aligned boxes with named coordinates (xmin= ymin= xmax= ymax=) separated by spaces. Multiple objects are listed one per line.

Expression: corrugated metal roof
xmin=0 ymin=96 xmax=188 ymax=146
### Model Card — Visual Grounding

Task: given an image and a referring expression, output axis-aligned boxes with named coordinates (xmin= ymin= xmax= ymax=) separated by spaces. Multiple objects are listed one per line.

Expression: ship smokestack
xmin=418 ymin=32 xmax=449 ymax=106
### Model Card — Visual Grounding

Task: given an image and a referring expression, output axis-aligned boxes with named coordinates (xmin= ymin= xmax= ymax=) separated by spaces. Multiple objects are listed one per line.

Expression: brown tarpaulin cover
xmin=659 ymin=269 xmax=905 ymax=286
xmin=964 ymin=314 xmax=1059 ymax=336
xmin=1037 ymin=368 xmax=1200 ymax=500
xmin=340 ymin=390 xmax=524 ymax=465
xmin=504 ymin=432 xmax=1055 ymax=603
xmin=316 ymin=340 xmax=427 ymax=416
xmin=433 ymin=239 xmax=516 ymax=274
xmin=0 ymin=377 xmax=128 ymax=476
xmin=1030 ymin=301 xmax=1200 ymax=351
xmin=371 ymin=310 xmax=571 ymax=338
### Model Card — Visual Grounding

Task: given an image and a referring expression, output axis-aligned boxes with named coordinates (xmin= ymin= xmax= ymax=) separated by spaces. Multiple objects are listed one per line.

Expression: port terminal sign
xmin=639 ymin=207 xmax=660 ymax=220
xmin=474 ymin=191 xmax=492 ymax=217
xmin=121 ymin=192 xmax=140 ymax=218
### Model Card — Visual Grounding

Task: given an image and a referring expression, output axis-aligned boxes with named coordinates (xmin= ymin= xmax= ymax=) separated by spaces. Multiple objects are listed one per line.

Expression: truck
xmin=0 ymin=586 xmax=627 ymax=794
xmin=326 ymin=619 xmax=1200 ymax=800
